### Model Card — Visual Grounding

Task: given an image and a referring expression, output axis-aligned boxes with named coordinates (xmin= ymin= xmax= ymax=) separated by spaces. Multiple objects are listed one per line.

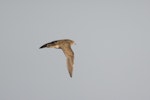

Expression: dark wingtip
xmin=39 ymin=44 xmax=47 ymax=49
xmin=69 ymin=74 xmax=72 ymax=78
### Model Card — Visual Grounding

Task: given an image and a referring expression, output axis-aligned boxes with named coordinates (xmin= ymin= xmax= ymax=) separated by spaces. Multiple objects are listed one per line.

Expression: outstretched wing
xmin=61 ymin=44 xmax=74 ymax=77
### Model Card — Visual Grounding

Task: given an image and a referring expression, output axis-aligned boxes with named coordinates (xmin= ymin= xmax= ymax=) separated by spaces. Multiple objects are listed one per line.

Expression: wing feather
xmin=67 ymin=57 xmax=73 ymax=77
xmin=61 ymin=44 xmax=74 ymax=77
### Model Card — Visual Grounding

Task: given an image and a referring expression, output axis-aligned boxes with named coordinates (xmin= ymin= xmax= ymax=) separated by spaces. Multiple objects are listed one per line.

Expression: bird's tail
xmin=39 ymin=44 xmax=47 ymax=49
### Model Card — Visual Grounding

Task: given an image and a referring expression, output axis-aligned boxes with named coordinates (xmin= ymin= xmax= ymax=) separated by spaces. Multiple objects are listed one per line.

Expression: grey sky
xmin=0 ymin=0 xmax=150 ymax=100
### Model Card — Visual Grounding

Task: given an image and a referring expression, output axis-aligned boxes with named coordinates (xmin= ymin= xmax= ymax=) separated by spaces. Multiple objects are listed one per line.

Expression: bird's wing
xmin=40 ymin=41 xmax=59 ymax=49
xmin=61 ymin=44 xmax=74 ymax=77
xmin=40 ymin=43 xmax=49 ymax=48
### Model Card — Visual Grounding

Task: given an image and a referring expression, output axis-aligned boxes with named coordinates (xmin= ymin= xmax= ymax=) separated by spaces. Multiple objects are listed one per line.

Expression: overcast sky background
xmin=0 ymin=0 xmax=150 ymax=100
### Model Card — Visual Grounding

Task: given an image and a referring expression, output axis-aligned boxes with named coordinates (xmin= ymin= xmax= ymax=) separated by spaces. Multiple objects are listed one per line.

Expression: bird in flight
xmin=40 ymin=39 xmax=75 ymax=77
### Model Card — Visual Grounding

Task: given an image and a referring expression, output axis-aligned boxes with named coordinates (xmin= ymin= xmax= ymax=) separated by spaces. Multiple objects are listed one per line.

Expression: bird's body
xmin=40 ymin=39 xmax=75 ymax=77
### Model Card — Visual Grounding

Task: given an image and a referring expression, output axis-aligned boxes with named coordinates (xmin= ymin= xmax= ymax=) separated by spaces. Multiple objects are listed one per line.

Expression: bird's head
xmin=70 ymin=40 xmax=76 ymax=45
xmin=63 ymin=39 xmax=76 ymax=46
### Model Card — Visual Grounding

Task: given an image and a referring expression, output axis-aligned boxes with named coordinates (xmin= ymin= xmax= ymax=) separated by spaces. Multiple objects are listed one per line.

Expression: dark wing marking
xmin=40 ymin=43 xmax=48 ymax=48
xmin=40 ymin=40 xmax=58 ymax=49
xmin=50 ymin=40 xmax=58 ymax=44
